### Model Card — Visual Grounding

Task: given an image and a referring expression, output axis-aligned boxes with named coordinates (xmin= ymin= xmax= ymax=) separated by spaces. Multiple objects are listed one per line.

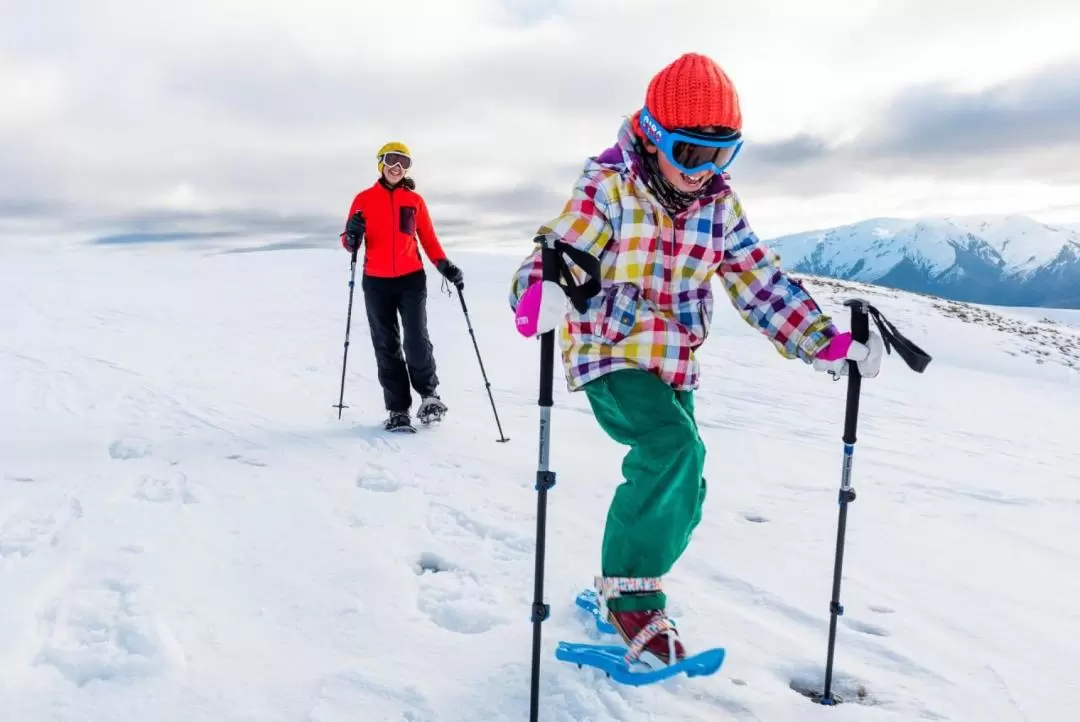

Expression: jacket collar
xmin=377 ymin=176 xmax=416 ymax=192
xmin=589 ymin=118 xmax=731 ymax=204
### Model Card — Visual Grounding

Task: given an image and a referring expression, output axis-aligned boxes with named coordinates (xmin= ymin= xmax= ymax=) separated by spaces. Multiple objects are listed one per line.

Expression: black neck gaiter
xmin=639 ymin=144 xmax=707 ymax=215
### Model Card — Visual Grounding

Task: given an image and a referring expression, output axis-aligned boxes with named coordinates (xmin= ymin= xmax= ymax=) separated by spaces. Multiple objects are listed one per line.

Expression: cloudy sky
xmin=2 ymin=0 xmax=1079 ymax=248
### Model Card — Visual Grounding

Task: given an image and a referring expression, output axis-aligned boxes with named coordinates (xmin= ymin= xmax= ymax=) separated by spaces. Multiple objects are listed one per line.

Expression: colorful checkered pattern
xmin=509 ymin=118 xmax=837 ymax=392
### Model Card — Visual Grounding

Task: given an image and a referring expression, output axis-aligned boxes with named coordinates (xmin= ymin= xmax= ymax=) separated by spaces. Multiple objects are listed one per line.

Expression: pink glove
xmin=515 ymin=281 xmax=568 ymax=338
xmin=816 ymin=332 xmax=853 ymax=362
xmin=813 ymin=331 xmax=884 ymax=378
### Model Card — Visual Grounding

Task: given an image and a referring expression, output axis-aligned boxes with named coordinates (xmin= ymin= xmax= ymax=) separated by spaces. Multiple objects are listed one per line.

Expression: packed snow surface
xmin=2 ymin=240 xmax=1078 ymax=721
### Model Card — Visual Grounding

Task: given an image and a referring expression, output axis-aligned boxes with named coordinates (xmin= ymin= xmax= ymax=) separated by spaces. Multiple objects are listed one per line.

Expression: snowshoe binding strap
xmin=844 ymin=298 xmax=932 ymax=374
xmin=623 ymin=614 xmax=680 ymax=666
xmin=538 ymin=234 xmax=603 ymax=314
xmin=594 ymin=575 xmax=663 ymax=600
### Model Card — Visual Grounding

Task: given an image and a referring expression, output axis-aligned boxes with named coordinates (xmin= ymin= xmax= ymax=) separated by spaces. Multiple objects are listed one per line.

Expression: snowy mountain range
xmin=767 ymin=215 xmax=1080 ymax=309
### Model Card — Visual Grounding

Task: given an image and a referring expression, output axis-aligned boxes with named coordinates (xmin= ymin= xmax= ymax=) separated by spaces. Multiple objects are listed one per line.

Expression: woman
xmin=341 ymin=141 xmax=465 ymax=432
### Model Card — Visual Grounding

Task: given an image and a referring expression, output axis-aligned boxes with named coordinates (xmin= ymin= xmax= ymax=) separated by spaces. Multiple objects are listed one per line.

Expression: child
xmin=508 ymin=53 xmax=883 ymax=669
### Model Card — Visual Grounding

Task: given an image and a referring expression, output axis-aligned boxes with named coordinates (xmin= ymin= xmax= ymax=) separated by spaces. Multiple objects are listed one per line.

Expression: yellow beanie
xmin=377 ymin=141 xmax=411 ymax=173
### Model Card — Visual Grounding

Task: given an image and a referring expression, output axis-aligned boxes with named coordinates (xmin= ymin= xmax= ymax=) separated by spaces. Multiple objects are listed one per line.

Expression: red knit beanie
xmin=632 ymin=52 xmax=742 ymax=136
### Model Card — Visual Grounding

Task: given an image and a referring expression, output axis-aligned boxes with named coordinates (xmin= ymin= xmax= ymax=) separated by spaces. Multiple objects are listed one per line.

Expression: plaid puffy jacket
xmin=508 ymin=119 xmax=837 ymax=392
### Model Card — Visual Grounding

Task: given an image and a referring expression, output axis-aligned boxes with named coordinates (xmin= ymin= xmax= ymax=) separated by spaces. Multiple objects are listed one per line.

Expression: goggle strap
xmin=639 ymin=106 xmax=740 ymax=148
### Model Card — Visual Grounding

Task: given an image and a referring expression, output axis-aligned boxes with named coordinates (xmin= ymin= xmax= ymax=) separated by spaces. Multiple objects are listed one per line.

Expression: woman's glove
xmin=342 ymin=211 xmax=365 ymax=252
xmin=436 ymin=258 xmax=464 ymax=290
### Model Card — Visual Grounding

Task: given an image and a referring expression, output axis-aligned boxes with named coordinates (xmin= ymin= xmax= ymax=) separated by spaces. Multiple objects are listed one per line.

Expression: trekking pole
xmin=800 ymin=297 xmax=932 ymax=706
xmin=455 ymin=288 xmax=509 ymax=443
xmin=515 ymin=238 xmax=602 ymax=721
xmin=332 ymin=247 xmax=359 ymax=419
xmin=817 ymin=298 xmax=869 ymax=705
xmin=528 ymin=243 xmax=560 ymax=722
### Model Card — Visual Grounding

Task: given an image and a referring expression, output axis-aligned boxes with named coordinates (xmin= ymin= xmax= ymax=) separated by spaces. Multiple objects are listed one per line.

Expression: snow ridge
xmin=768 ymin=214 xmax=1080 ymax=308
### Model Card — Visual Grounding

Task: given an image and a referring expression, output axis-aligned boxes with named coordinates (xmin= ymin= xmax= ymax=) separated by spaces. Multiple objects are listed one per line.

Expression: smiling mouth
xmin=680 ymin=172 xmax=708 ymax=187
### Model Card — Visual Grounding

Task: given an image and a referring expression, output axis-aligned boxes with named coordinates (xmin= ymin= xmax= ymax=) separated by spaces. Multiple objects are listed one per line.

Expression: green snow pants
xmin=583 ymin=369 xmax=707 ymax=612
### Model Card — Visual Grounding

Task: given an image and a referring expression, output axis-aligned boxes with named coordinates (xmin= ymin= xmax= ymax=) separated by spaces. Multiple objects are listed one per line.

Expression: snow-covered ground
xmin=990 ymin=304 xmax=1080 ymax=330
xmin=2 ymin=240 xmax=1079 ymax=721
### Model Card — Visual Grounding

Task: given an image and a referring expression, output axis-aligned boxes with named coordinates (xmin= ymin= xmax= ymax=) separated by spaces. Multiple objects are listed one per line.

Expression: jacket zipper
xmin=389 ymin=186 xmax=397 ymax=276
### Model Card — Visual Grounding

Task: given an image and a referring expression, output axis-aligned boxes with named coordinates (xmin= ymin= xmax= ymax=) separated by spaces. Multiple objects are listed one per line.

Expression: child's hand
xmin=515 ymin=281 xmax=568 ymax=338
xmin=812 ymin=331 xmax=884 ymax=379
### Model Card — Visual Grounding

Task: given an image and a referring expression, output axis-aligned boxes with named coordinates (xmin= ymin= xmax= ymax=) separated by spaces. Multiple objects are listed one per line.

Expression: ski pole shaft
xmin=456 ymin=289 xmax=509 ymax=442
xmin=529 ymin=245 xmax=559 ymax=722
xmin=333 ymin=248 xmax=359 ymax=419
xmin=820 ymin=298 xmax=870 ymax=704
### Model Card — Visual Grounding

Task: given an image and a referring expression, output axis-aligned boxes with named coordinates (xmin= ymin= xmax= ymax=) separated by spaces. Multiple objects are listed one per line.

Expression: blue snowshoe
xmin=559 ymin=588 xmax=725 ymax=686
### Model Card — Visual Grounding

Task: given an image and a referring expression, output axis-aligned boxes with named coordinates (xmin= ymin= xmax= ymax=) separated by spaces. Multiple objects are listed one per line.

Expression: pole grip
xmin=538 ymin=245 xmax=559 ymax=410
xmin=850 ymin=301 xmax=869 ymax=345
xmin=841 ymin=298 xmax=869 ymax=445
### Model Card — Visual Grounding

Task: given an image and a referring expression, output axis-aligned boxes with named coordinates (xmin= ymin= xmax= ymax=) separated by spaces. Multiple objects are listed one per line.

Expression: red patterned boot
xmin=596 ymin=576 xmax=686 ymax=668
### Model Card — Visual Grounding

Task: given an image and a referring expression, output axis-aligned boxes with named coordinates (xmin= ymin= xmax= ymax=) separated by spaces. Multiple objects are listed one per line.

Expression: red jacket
xmin=342 ymin=178 xmax=447 ymax=277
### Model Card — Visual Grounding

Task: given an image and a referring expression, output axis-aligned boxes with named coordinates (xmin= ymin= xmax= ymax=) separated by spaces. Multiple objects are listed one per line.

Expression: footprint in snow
xmin=788 ymin=666 xmax=876 ymax=706
xmin=225 ymin=454 xmax=267 ymax=468
xmin=843 ymin=618 xmax=890 ymax=637
xmin=34 ymin=577 xmax=177 ymax=686
xmin=355 ymin=467 xmax=401 ymax=493
xmin=308 ymin=669 xmax=434 ymax=722
xmin=869 ymin=605 xmax=896 ymax=614
xmin=741 ymin=512 xmax=770 ymax=524
xmin=108 ymin=437 xmax=152 ymax=461
xmin=425 ymin=503 xmax=532 ymax=559
xmin=414 ymin=551 xmax=457 ymax=575
xmin=413 ymin=553 xmax=508 ymax=635
xmin=0 ymin=497 xmax=83 ymax=560
xmin=134 ymin=470 xmax=197 ymax=505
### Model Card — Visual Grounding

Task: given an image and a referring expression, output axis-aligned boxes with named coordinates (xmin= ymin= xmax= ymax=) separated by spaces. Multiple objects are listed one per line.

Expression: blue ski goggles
xmin=638 ymin=106 xmax=743 ymax=175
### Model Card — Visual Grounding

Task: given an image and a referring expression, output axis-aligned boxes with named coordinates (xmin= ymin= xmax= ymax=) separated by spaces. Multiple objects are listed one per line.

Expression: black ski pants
xmin=361 ymin=270 xmax=439 ymax=413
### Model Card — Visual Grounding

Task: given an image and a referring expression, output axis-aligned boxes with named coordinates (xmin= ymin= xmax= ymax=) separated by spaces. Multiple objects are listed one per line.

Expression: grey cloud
xmin=164 ymin=36 xmax=643 ymax=136
xmin=1 ymin=8 xmax=635 ymax=246
xmin=0 ymin=196 xmax=69 ymax=219
xmin=427 ymin=182 xmax=568 ymax=219
xmin=742 ymin=134 xmax=829 ymax=168
xmin=861 ymin=58 xmax=1080 ymax=158
xmin=215 ymin=238 xmax=331 ymax=254
xmin=733 ymin=58 xmax=1080 ymax=194
xmin=87 ymin=207 xmax=339 ymax=236
xmin=0 ymin=185 xmax=559 ymax=249
xmin=0 ymin=115 xmax=574 ymax=247
xmin=9 ymin=0 xmax=1075 ymax=246
xmin=89 ymin=230 xmax=244 ymax=245
xmin=14 ymin=206 xmax=343 ymax=247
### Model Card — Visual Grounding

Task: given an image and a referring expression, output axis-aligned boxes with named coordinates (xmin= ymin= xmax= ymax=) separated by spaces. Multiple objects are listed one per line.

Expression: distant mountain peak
xmin=767 ymin=214 xmax=1080 ymax=309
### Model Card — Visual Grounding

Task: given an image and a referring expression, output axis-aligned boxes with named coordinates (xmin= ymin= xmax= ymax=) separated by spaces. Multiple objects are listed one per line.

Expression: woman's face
xmin=382 ymin=162 xmax=406 ymax=184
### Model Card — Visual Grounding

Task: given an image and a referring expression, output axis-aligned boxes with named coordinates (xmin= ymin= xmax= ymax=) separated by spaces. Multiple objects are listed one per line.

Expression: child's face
xmin=644 ymin=140 xmax=713 ymax=193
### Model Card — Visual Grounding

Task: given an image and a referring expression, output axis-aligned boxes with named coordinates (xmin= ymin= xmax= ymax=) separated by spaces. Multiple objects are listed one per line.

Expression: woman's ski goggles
xmin=638 ymin=106 xmax=743 ymax=175
xmin=381 ymin=151 xmax=411 ymax=170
